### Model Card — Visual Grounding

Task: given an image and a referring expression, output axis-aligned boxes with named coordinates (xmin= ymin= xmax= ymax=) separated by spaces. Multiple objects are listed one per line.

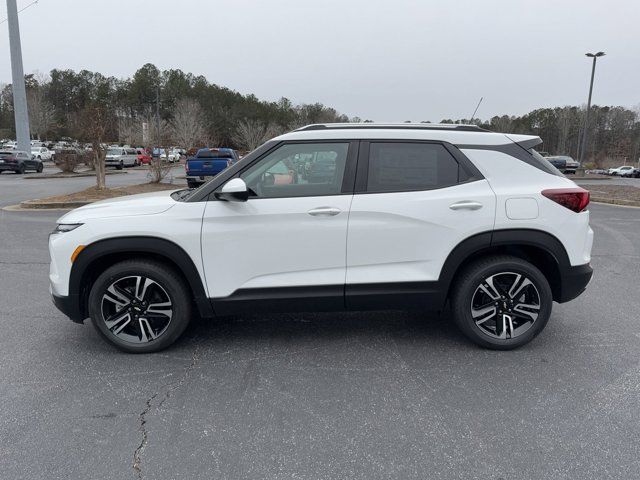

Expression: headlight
xmin=52 ymin=223 xmax=83 ymax=234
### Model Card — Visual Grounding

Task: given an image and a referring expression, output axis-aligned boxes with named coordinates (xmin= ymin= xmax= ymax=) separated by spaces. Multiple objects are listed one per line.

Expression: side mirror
xmin=215 ymin=178 xmax=249 ymax=202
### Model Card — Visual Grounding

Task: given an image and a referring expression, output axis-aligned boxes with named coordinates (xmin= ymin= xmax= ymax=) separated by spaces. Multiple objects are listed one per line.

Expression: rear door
xmin=345 ymin=140 xmax=496 ymax=308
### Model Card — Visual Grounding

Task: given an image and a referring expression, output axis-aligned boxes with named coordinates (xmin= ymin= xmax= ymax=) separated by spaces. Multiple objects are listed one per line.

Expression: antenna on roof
xmin=469 ymin=97 xmax=483 ymax=124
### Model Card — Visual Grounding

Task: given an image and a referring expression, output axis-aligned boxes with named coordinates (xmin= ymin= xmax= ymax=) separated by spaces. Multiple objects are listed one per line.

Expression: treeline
xmin=444 ymin=105 xmax=640 ymax=166
xmin=0 ymin=63 xmax=351 ymax=149
xmin=0 ymin=63 xmax=638 ymax=164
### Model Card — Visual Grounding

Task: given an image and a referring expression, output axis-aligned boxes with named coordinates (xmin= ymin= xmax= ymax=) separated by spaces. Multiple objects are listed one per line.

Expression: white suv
xmin=49 ymin=124 xmax=594 ymax=353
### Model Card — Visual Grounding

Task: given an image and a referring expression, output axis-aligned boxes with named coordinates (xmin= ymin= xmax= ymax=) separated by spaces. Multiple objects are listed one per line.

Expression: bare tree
xmin=170 ymin=98 xmax=206 ymax=149
xmin=27 ymin=85 xmax=55 ymax=140
xmin=232 ymin=119 xmax=283 ymax=151
xmin=118 ymin=116 xmax=142 ymax=146
xmin=148 ymin=113 xmax=173 ymax=183
xmin=76 ymin=106 xmax=111 ymax=190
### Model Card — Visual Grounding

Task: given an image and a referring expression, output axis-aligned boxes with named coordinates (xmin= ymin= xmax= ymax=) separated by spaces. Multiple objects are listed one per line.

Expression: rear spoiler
xmin=504 ymin=134 xmax=543 ymax=150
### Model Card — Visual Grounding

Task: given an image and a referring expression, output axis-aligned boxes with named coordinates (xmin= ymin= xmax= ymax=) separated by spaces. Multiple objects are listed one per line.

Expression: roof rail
xmin=296 ymin=123 xmax=490 ymax=133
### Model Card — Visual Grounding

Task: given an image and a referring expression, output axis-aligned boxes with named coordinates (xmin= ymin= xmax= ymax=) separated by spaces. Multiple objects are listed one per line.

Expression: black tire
xmin=116 ymin=161 xmax=123 ymax=170
xmin=450 ymin=255 xmax=552 ymax=350
xmin=187 ymin=179 xmax=200 ymax=189
xmin=36 ymin=163 xmax=43 ymax=173
xmin=16 ymin=164 xmax=25 ymax=174
xmin=88 ymin=260 xmax=192 ymax=353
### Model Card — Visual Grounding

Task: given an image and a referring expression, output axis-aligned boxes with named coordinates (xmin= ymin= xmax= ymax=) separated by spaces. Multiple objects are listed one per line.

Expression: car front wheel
xmin=88 ymin=260 xmax=192 ymax=353
xmin=451 ymin=255 xmax=552 ymax=350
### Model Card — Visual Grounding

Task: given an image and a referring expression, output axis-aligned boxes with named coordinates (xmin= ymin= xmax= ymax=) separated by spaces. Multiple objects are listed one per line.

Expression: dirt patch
xmin=585 ymin=184 xmax=640 ymax=207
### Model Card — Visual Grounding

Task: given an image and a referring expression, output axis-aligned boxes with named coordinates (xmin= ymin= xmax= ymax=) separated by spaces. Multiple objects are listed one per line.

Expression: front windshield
xmin=106 ymin=149 xmax=122 ymax=156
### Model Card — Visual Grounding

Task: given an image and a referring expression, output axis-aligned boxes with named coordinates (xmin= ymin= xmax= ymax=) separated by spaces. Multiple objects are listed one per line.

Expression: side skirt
xmin=210 ymin=282 xmax=444 ymax=316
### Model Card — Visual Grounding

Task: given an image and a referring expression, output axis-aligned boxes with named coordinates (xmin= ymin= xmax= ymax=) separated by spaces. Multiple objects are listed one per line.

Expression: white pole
xmin=6 ymin=0 xmax=31 ymax=152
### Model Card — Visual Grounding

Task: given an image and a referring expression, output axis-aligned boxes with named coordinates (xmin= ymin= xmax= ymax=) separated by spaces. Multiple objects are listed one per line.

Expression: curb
xmin=574 ymin=177 xmax=611 ymax=181
xmin=2 ymin=204 xmax=76 ymax=212
xmin=24 ymin=171 xmax=128 ymax=179
xmin=18 ymin=199 xmax=91 ymax=209
xmin=591 ymin=197 xmax=640 ymax=208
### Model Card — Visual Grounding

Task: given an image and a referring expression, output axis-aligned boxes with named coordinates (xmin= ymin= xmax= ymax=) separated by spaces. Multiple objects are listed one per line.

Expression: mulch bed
xmin=19 ymin=183 xmax=181 ymax=209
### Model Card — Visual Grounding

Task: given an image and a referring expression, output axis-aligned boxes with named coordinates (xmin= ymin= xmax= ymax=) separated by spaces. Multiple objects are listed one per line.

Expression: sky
xmin=1 ymin=0 xmax=638 ymax=122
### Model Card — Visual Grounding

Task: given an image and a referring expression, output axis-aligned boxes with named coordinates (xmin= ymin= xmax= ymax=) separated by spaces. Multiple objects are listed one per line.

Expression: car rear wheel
xmin=36 ymin=163 xmax=43 ymax=173
xmin=116 ymin=161 xmax=123 ymax=170
xmin=88 ymin=260 xmax=192 ymax=353
xmin=451 ymin=255 xmax=552 ymax=350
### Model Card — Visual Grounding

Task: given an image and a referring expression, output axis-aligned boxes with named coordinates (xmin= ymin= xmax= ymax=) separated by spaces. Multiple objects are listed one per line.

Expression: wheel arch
xmin=70 ymin=236 xmax=213 ymax=320
xmin=440 ymin=229 xmax=570 ymax=306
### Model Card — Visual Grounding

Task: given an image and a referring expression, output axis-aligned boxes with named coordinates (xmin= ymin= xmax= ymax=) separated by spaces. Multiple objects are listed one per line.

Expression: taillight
xmin=542 ymin=188 xmax=590 ymax=213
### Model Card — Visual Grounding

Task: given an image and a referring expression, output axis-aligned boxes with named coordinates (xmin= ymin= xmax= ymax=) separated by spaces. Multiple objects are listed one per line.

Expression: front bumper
xmin=557 ymin=263 xmax=593 ymax=303
xmin=51 ymin=291 xmax=86 ymax=324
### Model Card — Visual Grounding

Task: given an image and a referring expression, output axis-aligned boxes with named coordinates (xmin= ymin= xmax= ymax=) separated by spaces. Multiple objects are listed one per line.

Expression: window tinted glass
xmin=529 ymin=149 xmax=563 ymax=177
xmin=367 ymin=143 xmax=459 ymax=192
xmin=241 ymin=143 xmax=349 ymax=198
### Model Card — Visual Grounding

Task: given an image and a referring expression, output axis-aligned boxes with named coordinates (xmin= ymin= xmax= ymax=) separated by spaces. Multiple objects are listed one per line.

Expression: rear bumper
xmin=557 ymin=263 xmax=593 ymax=303
xmin=51 ymin=292 xmax=86 ymax=324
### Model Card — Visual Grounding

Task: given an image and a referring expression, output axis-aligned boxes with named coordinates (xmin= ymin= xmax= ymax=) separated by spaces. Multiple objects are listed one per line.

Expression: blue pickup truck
xmin=185 ymin=148 xmax=240 ymax=188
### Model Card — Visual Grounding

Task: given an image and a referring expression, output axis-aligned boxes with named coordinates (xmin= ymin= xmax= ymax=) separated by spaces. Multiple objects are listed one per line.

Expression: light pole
xmin=6 ymin=0 xmax=31 ymax=153
xmin=579 ymin=51 xmax=605 ymax=164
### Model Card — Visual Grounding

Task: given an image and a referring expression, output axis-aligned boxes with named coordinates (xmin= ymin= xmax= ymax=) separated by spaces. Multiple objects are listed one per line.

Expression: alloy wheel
xmin=100 ymin=275 xmax=173 ymax=343
xmin=470 ymin=272 xmax=541 ymax=340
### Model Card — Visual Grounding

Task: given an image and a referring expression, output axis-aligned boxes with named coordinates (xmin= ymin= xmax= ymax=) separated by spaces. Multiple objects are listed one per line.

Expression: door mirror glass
xmin=215 ymin=178 xmax=249 ymax=202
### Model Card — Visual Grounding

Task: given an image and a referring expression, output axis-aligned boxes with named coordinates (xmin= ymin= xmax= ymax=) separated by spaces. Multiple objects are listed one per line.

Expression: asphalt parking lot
xmin=1 ymin=174 xmax=639 ymax=479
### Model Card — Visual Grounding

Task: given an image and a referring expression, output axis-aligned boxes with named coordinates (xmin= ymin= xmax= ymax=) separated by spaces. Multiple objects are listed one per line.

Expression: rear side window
xmin=366 ymin=142 xmax=460 ymax=192
xmin=197 ymin=150 xmax=232 ymax=159
xmin=529 ymin=149 xmax=564 ymax=177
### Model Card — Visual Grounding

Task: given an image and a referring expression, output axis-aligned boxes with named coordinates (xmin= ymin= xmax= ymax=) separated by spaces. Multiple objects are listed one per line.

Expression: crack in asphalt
xmin=132 ymin=343 xmax=200 ymax=479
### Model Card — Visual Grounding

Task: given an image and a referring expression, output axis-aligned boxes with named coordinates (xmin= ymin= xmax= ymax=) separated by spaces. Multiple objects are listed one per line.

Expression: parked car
xmin=545 ymin=155 xmax=566 ymax=172
xmin=620 ymin=167 xmax=639 ymax=178
xmin=185 ymin=147 xmax=239 ymax=188
xmin=607 ymin=165 xmax=635 ymax=176
xmin=546 ymin=155 xmax=579 ymax=174
xmin=152 ymin=148 xmax=180 ymax=163
xmin=0 ymin=150 xmax=43 ymax=174
xmin=105 ymin=147 xmax=139 ymax=169
xmin=136 ymin=148 xmax=152 ymax=165
xmin=49 ymin=123 xmax=593 ymax=353
xmin=31 ymin=146 xmax=55 ymax=161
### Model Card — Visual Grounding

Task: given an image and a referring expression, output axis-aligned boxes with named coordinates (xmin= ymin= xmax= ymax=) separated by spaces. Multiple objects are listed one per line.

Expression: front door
xmin=201 ymin=141 xmax=356 ymax=311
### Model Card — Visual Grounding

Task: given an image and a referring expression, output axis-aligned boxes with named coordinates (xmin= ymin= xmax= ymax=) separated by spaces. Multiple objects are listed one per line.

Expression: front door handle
xmin=449 ymin=201 xmax=483 ymax=211
xmin=307 ymin=207 xmax=341 ymax=216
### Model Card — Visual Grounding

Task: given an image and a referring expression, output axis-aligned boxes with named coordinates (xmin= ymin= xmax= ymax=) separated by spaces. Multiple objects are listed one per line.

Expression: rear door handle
xmin=449 ymin=201 xmax=483 ymax=211
xmin=307 ymin=207 xmax=341 ymax=216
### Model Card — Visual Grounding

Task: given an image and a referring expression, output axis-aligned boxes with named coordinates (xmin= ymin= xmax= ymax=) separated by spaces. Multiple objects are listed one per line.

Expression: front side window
xmin=366 ymin=142 xmax=460 ymax=192
xmin=240 ymin=143 xmax=349 ymax=198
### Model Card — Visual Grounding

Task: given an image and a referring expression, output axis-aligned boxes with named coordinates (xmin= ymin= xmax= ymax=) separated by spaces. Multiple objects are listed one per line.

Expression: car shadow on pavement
xmin=178 ymin=308 xmax=464 ymax=351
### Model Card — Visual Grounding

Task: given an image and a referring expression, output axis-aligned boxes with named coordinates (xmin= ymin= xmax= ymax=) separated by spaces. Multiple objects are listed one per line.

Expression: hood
xmin=57 ymin=189 xmax=180 ymax=223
